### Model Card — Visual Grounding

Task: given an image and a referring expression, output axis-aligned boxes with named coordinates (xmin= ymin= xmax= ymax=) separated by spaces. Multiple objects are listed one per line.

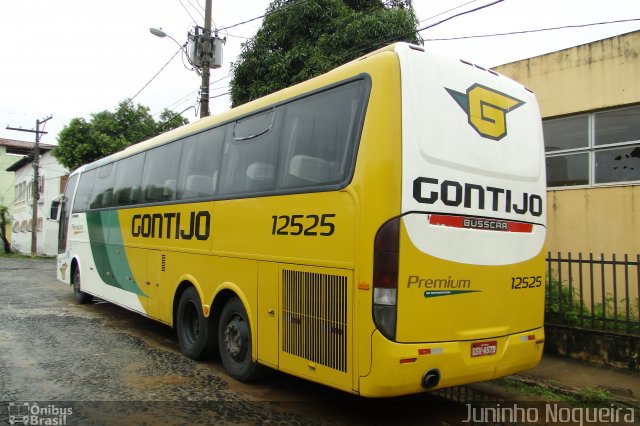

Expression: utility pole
xmin=152 ymin=0 xmax=221 ymax=118
xmin=200 ymin=0 xmax=212 ymax=118
xmin=7 ymin=115 xmax=53 ymax=256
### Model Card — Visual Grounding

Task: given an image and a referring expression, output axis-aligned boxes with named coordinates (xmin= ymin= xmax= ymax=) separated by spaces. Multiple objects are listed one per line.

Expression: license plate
xmin=471 ymin=341 xmax=497 ymax=357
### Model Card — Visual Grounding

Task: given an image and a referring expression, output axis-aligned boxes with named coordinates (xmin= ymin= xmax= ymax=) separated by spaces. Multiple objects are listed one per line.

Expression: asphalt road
xmin=0 ymin=256 xmax=470 ymax=425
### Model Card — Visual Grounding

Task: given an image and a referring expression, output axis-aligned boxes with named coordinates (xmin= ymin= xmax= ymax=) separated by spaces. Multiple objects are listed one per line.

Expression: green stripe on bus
xmin=87 ymin=211 xmax=145 ymax=296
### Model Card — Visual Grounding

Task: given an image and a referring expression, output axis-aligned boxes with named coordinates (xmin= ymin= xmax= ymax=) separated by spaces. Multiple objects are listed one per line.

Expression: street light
xmin=149 ymin=27 xmax=167 ymax=38
xmin=149 ymin=27 xmax=185 ymax=50
xmin=150 ymin=20 xmax=223 ymax=118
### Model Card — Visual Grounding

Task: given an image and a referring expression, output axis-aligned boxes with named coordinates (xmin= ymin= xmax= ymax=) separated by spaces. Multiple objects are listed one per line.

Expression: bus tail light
xmin=373 ymin=218 xmax=400 ymax=341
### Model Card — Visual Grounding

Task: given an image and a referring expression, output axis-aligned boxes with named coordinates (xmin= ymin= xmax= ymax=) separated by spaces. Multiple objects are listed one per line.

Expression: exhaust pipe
xmin=422 ymin=368 xmax=441 ymax=389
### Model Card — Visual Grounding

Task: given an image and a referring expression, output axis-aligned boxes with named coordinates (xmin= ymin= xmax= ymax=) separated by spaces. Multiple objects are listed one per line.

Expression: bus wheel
xmin=72 ymin=268 xmax=93 ymax=304
xmin=176 ymin=287 xmax=213 ymax=360
xmin=218 ymin=297 xmax=267 ymax=382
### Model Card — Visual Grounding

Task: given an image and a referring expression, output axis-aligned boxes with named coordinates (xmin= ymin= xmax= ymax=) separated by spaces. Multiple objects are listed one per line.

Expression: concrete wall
xmin=0 ymin=146 xmax=21 ymax=244
xmin=495 ymin=31 xmax=640 ymax=257
xmin=545 ymin=324 xmax=640 ymax=372
xmin=494 ymin=30 xmax=640 ymax=118
xmin=547 ymin=186 xmax=640 ymax=257
xmin=0 ymin=146 xmax=20 ymax=207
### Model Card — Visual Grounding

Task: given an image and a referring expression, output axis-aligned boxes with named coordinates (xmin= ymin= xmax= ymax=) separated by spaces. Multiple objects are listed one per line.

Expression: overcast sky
xmin=1 ymin=0 xmax=638 ymax=145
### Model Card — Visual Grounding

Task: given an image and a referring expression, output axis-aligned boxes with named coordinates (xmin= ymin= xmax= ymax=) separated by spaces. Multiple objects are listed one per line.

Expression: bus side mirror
xmin=50 ymin=200 xmax=61 ymax=221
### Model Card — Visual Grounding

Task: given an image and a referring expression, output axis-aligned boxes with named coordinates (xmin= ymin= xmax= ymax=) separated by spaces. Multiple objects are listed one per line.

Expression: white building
xmin=7 ymin=150 xmax=68 ymax=255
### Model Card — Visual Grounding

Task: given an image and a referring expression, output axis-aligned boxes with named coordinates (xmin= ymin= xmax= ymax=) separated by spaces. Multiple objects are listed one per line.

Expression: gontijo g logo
xmin=446 ymin=84 xmax=524 ymax=141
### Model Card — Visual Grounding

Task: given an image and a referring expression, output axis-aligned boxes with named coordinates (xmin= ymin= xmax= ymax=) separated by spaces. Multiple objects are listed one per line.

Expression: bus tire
xmin=218 ymin=297 xmax=267 ymax=382
xmin=176 ymin=287 xmax=214 ymax=360
xmin=72 ymin=268 xmax=93 ymax=304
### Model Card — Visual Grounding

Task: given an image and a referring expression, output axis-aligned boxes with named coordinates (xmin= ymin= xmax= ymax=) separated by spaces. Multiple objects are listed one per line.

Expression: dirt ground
xmin=0 ymin=256 xmax=469 ymax=425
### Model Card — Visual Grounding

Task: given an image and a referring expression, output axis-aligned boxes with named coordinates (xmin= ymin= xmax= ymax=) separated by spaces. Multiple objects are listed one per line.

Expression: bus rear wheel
xmin=176 ymin=287 xmax=214 ymax=360
xmin=218 ymin=297 xmax=267 ymax=382
xmin=72 ymin=268 xmax=93 ymax=304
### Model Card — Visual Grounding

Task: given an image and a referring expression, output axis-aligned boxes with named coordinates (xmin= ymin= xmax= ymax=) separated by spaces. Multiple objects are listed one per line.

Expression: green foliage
xmin=494 ymin=377 xmax=614 ymax=406
xmin=545 ymin=273 xmax=640 ymax=334
xmin=577 ymin=387 xmax=614 ymax=404
xmin=53 ymin=100 xmax=189 ymax=171
xmin=230 ymin=0 xmax=422 ymax=106
xmin=545 ymin=275 xmax=589 ymax=326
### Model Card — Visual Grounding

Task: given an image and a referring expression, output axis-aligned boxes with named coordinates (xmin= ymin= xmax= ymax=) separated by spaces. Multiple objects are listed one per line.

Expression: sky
xmin=0 ymin=0 xmax=638 ymax=146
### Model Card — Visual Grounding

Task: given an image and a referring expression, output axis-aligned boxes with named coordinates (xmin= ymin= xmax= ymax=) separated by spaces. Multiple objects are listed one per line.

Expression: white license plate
xmin=471 ymin=341 xmax=497 ymax=357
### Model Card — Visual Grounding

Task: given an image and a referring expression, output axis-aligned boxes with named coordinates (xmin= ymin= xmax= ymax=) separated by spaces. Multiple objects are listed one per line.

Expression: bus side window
xmin=218 ymin=110 xmax=280 ymax=195
xmin=142 ymin=141 xmax=183 ymax=203
xmin=276 ymin=80 xmax=365 ymax=190
xmin=176 ymin=126 xmax=225 ymax=200
xmin=73 ymin=169 xmax=97 ymax=212
xmin=113 ymin=153 xmax=145 ymax=206
xmin=90 ymin=163 xmax=116 ymax=209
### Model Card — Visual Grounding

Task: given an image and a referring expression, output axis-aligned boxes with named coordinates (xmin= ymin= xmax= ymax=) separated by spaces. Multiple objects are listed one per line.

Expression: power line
xmin=419 ymin=0 xmax=481 ymax=24
xmin=185 ymin=0 xmax=204 ymax=20
xmin=209 ymin=91 xmax=230 ymax=100
xmin=218 ymin=12 xmax=264 ymax=31
xmin=176 ymin=0 xmax=198 ymax=23
xmin=193 ymin=0 xmax=218 ymax=30
xmin=336 ymin=0 xmax=503 ymax=63
xmin=128 ymin=46 xmax=183 ymax=104
xmin=416 ymin=0 xmax=504 ymax=35
xmin=151 ymin=4 xmax=639 ymax=124
xmin=153 ymin=72 xmax=231 ymax=119
xmin=423 ymin=18 xmax=640 ymax=41
xmin=193 ymin=0 xmax=205 ymax=13
xmin=226 ymin=33 xmax=251 ymax=40
xmin=218 ymin=0 xmax=315 ymax=31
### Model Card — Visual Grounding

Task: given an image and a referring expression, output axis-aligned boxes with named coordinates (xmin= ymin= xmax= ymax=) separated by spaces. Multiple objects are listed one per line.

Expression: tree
xmin=230 ymin=0 xmax=421 ymax=106
xmin=53 ymin=100 xmax=189 ymax=171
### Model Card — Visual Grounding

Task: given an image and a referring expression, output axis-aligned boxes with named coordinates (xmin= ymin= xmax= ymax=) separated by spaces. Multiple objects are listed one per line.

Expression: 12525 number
xmin=271 ymin=214 xmax=336 ymax=236
xmin=511 ymin=275 xmax=542 ymax=289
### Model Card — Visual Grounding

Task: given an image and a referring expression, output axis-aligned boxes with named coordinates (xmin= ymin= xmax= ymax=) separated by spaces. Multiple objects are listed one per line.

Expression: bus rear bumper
xmin=359 ymin=327 xmax=544 ymax=398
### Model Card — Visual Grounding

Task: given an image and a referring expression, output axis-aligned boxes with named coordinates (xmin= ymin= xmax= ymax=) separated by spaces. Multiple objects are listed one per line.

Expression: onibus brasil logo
xmin=446 ymin=83 xmax=524 ymax=141
xmin=7 ymin=402 xmax=73 ymax=425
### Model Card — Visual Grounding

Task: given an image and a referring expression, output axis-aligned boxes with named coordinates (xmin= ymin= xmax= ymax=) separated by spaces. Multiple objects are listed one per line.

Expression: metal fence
xmin=546 ymin=252 xmax=640 ymax=335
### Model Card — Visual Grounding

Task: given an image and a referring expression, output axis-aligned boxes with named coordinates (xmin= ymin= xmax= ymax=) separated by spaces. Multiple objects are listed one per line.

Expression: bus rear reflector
xmin=428 ymin=214 xmax=533 ymax=233
xmin=373 ymin=218 xmax=400 ymax=341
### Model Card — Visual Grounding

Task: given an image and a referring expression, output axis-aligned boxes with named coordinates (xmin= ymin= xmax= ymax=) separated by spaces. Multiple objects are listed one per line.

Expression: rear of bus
xmin=361 ymin=44 xmax=546 ymax=396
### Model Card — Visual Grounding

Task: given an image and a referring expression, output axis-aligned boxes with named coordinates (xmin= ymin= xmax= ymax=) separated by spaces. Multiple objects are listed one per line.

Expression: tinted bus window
xmin=72 ymin=169 xmax=97 ymax=213
xmin=219 ymin=111 xmax=280 ymax=195
xmin=113 ymin=153 xmax=145 ymax=206
xmin=177 ymin=126 xmax=225 ymax=200
xmin=142 ymin=142 xmax=183 ymax=203
xmin=90 ymin=163 xmax=116 ymax=209
xmin=277 ymin=81 xmax=366 ymax=190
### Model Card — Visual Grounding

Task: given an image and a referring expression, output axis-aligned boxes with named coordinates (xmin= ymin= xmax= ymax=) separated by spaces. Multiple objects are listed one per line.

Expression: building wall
xmin=495 ymin=30 xmax=640 ymax=118
xmin=11 ymin=152 xmax=68 ymax=255
xmin=0 ymin=146 xmax=22 ymax=244
xmin=547 ymin=186 xmax=640 ymax=256
xmin=495 ymin=31 xmax=640 ymax=256
xmin=0 ymin=145 xmax=19 ymax=207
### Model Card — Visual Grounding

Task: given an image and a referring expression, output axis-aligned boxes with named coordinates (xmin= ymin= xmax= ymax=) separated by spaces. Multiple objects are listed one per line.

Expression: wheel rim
xmin=224 ymin=315 xmax=247 ymax=362
xmin=183 ymin=302 xmax=200 ymax=344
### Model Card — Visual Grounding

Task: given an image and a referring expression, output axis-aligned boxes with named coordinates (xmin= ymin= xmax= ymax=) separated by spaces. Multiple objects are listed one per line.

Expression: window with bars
xmin=543 ymin=105 xmax=640 ymax=188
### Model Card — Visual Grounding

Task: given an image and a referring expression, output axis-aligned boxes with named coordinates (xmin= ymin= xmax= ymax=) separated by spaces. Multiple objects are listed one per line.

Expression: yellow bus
xmin=55 ymin=43 xmax=546 ymax=397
